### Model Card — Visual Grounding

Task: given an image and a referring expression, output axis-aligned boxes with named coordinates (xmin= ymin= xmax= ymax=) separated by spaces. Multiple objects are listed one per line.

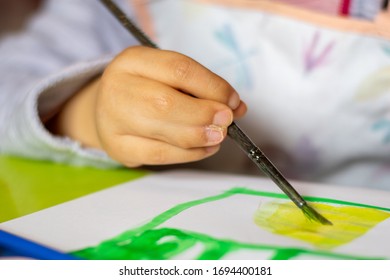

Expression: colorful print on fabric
xmin=355 ymin=67 xmax=390 ymax=100
xmin=372 ymin=119 xmax=390 ymax=144
xmin=303 ymin=31 xmax=335 ymax=73
xmin=214 ymin=24 xmax=257 ymax=90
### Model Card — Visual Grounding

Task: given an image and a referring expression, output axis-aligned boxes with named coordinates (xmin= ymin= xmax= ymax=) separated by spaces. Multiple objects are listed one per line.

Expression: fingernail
xmin=205 ymin=125 xmax=224 ymax=144
xmin=213 ymin=110 xmax=232 ymax=127
xmin=228 ymin=91 xmax=240 ymax=110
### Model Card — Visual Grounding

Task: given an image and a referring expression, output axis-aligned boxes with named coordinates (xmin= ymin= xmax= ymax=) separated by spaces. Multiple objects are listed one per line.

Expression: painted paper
xmin=1 ymin=171 xmax=389 ymax=260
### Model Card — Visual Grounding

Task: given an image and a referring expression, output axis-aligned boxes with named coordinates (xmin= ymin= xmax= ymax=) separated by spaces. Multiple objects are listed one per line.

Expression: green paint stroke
xmin=74 ymin=227 xmax=375 ymax=260
xmin=72 ymin=187 xmax=390 ymax=260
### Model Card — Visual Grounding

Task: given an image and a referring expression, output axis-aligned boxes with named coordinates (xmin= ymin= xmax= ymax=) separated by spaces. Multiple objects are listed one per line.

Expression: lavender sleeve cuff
xmin=2 ymin=56 xmax=121 ymax=168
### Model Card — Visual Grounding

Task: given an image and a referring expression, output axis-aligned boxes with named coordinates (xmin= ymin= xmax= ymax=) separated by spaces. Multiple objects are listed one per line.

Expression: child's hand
xmin=47 ymin=46 xmax=247 ymax=167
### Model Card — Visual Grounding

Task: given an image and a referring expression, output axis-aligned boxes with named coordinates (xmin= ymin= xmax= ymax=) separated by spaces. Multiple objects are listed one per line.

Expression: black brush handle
xmin=228 ymin=123 xmax=306 ymax=208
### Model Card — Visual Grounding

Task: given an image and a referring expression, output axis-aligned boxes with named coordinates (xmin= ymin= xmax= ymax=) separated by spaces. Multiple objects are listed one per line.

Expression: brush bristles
xmin=302 ymin=204 xmax=333 ymax=225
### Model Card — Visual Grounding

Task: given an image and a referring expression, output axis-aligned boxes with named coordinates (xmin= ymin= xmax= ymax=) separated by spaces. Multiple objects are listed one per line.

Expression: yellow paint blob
xmin=253 ymin=201 xmax=390 ymax=250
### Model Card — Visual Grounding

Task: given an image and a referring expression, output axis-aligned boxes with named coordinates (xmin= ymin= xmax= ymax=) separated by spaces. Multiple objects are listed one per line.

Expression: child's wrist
xmin=46 ymin=77 xmax=102 ymax=149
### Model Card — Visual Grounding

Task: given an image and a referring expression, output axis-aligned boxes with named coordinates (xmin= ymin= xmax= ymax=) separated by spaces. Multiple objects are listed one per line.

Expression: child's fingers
xmin=128 ymin=121 xmax=228 ymax=149
xmin=105 ymin=74 xmax=233 ymax=126
xmin=233 ymin=101 xmax=248 ymax=119
xmin=114 ymin=46 xmax=241 ymax=110
xmin=104 ymin=135 xmax=221 ymax=167
xmin=98 ymin=75 xmax=232 ymax=149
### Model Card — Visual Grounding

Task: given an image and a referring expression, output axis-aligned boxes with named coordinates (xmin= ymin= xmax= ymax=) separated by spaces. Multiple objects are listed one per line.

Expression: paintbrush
xmin=99 ymin=0 xmax=332 ymax=225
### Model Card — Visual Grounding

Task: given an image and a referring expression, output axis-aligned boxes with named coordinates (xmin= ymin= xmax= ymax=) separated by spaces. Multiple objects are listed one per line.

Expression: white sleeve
xmin=0 ymin=0 xmax=137 ymax=167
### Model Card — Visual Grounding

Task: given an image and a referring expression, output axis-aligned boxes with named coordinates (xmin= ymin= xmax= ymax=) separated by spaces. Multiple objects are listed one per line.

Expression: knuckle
xmin=207 ymin=76 xmax=222 ymax=91
xmin=112 ymin=50 xmax=131 ymax=66
xmin=112 ymin=46 xmax=145 ymax=69
xmin=170 ymin=56 xmax=194 ymax=82
xmin=119 ymin=45 xmax=143 ymax=58
xmin=148 ymin=92 xmax=174 ymax=115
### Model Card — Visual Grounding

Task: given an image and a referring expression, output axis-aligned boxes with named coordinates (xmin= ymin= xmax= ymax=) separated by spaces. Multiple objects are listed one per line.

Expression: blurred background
xmin=0 ymin=0 xmax=42 ymax=36
xmin=0 ymin=0 xmax=388 ymax=38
